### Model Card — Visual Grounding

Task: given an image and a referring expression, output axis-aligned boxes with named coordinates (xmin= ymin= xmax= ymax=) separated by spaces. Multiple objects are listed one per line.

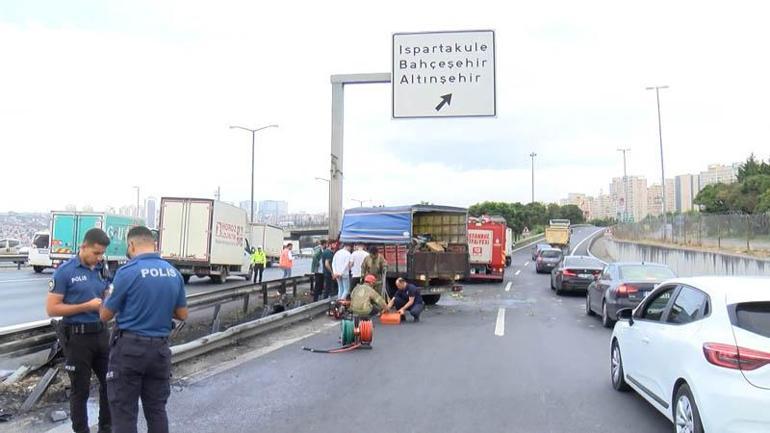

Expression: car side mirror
xmin=617 ymin=308 xmax=634 ymax=325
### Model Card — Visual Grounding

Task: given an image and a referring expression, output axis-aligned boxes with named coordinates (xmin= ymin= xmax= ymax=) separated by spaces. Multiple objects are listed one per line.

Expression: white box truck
xmin=158 ymin=197 xmax=251 ymax=284
xmin=248 ymin=223 xmax=284 ymax=266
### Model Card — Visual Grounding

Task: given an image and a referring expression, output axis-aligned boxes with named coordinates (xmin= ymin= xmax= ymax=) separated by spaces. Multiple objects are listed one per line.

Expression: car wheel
xmin=586 ymin=292 xmax=595 ymax=316
xmin=674 ymin=384 xmax=704 ymax=433
xmin=611 ymin=340 xmax=630 ymax=392
xmin=550 ymin=275 xmax=555 ymax=290
xmin=602 ymin=301 xmax=615 ymax=328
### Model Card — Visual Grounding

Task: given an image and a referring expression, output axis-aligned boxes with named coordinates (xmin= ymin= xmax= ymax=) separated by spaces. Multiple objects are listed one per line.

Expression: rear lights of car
xmin=563 ymin=269 xmax=577 ymax=277
xmin=614 ymin=284 xmax=639 ymax=297
xmin=703 ymin=343 xmax=770 ymax=371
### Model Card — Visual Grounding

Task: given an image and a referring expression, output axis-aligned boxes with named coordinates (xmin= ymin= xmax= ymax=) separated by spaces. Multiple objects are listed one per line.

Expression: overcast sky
xmin=2 ymin=0 xmax=769 ymax=214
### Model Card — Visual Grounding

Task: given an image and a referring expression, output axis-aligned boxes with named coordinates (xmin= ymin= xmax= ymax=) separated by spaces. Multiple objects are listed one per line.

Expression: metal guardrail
xmin=0 ymin=276 xmax=314 ymax=359
xmin=0 ymin=254 xmax=28 ymax=269
xmin=171 ymin=298 xmax=329 ymax=364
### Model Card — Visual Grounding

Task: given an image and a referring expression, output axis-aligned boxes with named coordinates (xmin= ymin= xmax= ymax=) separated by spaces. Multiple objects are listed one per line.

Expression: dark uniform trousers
xmin=63 ymin=327 xmax=111 ymax=433
xmin=393 ymin=298 xmax=425 ymax=320
xmin=252 ymin=264 xmax=265 ymax=283
xmin=107 ymin=332 xmax=172 ymax=433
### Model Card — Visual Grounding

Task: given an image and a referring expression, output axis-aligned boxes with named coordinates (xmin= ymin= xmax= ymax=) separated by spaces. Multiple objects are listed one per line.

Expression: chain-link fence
xmin=612 ymin=213 xmax=770 ymax=254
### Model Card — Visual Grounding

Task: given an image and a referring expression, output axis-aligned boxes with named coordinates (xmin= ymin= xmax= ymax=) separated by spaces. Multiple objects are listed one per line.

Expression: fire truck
xmin=467 ymin=215 xmax=507 ymax=282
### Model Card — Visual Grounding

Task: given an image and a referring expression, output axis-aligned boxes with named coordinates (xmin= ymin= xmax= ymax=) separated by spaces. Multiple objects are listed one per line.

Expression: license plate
xmin=38 ymin=249 xmax=48 ymax=254
xmin=578 ymin=273 xmax=592 ymax=279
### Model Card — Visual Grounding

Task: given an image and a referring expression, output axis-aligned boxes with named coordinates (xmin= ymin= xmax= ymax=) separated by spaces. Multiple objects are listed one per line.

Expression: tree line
xmin=694 ymin=154 xmax=770 ymax=214
xmin=468 ymin=201 xmax=585 ymax=239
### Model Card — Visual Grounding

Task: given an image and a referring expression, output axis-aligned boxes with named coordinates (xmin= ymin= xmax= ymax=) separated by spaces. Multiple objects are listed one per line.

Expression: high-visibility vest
xmin=279 ymin=248 xmax=292 ymax=268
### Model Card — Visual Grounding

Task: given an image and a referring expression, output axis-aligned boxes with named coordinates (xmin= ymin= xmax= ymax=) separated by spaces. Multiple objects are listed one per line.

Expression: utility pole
xmin=617 ymin=148 xmax=631 ymax=223
xmin=646 ymin=85 xmax=669 ymax=239
xmin=529 ymin=152 xmax=537 ymax=203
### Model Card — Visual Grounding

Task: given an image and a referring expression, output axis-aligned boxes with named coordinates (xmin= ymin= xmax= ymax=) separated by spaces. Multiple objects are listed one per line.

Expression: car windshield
xmin=564 ymin=257 xmax=603 ymax=268
xmin=541 ymin=250 xmax=562 ymax=258
xmin=619 ymin=265 xmax=675 ymax=281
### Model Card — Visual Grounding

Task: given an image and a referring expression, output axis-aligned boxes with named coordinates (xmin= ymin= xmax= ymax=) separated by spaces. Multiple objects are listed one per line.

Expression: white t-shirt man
xmin=332 ymin=248 xmax=352 ymax=279
xmin=350 ymin=247 xmax=370 ymax=278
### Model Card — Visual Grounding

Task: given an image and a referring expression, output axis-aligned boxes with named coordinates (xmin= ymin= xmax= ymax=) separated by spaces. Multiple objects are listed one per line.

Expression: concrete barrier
xmin=593 ymin=236 xmax=770 ymax=277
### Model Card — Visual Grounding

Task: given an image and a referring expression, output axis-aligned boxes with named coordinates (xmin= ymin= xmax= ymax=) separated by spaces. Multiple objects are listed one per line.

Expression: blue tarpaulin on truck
xmin=340 ymin=205 xmax=468 ymax=244
xmin=340 ymin=207 xmax=412 ymax=244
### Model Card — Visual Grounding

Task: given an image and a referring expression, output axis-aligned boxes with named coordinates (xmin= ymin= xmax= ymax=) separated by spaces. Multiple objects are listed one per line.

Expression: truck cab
xmin=28 ymin=231 xmax=53 ymax=273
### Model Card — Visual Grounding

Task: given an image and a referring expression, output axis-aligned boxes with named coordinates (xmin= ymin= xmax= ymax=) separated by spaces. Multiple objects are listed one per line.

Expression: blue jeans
xmin=282 ymin=268 xmax=291 ymax=278
xmin=336 ymin=276 xmax=350 ymax=299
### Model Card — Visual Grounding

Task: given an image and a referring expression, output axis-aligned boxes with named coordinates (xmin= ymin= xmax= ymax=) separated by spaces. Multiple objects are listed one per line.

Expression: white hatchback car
xmin=610 ymin=277 xmax=770 ymax=433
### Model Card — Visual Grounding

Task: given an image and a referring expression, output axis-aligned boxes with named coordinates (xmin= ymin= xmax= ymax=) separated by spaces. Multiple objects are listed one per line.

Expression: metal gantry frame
xmin=328 ymin=73 xmax=392 ymax=238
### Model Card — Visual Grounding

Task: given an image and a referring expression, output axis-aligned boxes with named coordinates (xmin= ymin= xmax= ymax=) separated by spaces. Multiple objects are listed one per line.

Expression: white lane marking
xmin=0 ymin=278 xmax=48 ymax=284
xmin=524 ymin=261 xmax=529 ymax=267
xmin=505 ymin=282 xmax=512 ymax=292
xmin=569 ymin=228 xmax=605 ymax=255
xmin=494 ymin=308 xmax=506 ymax=336
xmin=515 ymin=270 xmax=521 ymax=276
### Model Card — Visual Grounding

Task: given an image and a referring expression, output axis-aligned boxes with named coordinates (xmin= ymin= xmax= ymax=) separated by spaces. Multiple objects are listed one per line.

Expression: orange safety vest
xmin=279 ymin=248 xmax=293 ymax=269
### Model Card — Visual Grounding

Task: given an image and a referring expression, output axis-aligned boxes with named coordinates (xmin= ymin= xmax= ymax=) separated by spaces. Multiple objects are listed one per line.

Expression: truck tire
xmin=211 ymin=268 xmax=227 ymax=284
xmin=505 ymin=257 xmax=512 ymax=267
xmin=422 ymin=294 xmax=441 ymax=305
xmin=33 ymin=266 xmax=44 ymax=274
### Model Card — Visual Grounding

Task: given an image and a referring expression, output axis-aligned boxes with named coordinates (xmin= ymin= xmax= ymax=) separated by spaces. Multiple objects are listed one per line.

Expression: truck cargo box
xmin=159 ymin=197 xmax=251 ymax=283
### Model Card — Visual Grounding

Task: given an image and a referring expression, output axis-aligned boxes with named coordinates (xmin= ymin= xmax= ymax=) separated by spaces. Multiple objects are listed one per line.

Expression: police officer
xmin=46 ymin=228 xmax=112 ymax=433
xmin=100 ymin=226 xmax=188 ymax=433
xmin=250 ymin=245 xmax=267 ymax=283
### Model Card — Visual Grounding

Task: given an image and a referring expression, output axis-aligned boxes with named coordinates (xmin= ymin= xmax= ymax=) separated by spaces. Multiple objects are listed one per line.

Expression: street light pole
xmin=529 ymin=152 xmax=537 ymax=203
xmin=229 ymin=124 xmax=279 ymax=223
xmin=351 ymin=198 xmax=365 ymax=207
xmin=617 ymin=148 xmax=631 ymax=222
xmin=646 ymin=85 xmax=669 ymax=239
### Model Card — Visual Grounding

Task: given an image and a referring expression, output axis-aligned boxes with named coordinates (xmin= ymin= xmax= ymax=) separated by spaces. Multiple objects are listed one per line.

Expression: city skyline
xmin=560 ymin=161 xmax=741 ymax=222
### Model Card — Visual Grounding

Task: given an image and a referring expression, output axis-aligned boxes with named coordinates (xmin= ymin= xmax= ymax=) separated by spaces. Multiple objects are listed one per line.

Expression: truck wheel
xmin=505 ymin=257 xmax=512 ymax=267
xmin=211 ymin=271 xmax=226 ymax=284
xmin=33 ymin=266 xmax=44 ymax=274
xmin=423 ymin=294 xmax=441 ymax=305
xmin=182 ymin=275 xmax=191 ymax=284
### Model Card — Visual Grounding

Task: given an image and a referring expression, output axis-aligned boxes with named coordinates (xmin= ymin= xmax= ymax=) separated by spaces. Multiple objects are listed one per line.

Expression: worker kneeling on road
xmin=349 ymin=274 xmax=388 ymax=318
xmin=386 ymin=278 xmax=424 ymax=322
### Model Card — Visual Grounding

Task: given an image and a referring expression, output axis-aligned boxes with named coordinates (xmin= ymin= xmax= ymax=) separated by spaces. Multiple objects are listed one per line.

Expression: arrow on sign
xmin=435 ymin=93 xmax=452 ymax=112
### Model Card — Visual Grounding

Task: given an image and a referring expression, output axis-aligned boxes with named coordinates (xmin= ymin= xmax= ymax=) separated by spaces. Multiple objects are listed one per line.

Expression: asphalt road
xmin=0 ymin=259 xmax=312 ymax=327
xmin=160 ymin=227 xmax=673 ymax=433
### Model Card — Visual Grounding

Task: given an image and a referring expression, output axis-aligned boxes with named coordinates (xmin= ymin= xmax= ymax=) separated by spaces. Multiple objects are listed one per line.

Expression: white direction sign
xmin=392 ymin=30 xmax=496 ymax=118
